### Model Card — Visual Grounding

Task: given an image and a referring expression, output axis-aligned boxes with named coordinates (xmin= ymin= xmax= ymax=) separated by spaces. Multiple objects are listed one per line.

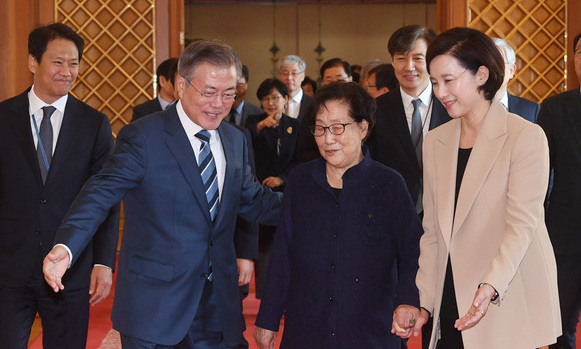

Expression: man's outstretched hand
xmin=43 ymin=245 xmax=71 ymax=292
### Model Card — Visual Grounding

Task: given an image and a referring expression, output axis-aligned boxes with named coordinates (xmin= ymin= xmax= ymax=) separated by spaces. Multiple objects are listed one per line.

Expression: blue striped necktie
xmin=195 ymin=130 xmax=219 ymax=221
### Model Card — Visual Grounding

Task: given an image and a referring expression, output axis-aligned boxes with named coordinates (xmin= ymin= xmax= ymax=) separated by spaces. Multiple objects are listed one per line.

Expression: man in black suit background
xmin=227 ymin=65 xmax=262 ymax=128
xmin=366 ymin=25 xmax=451 ymax=349
xmin=0 ymin=23 xmax=119 ymax=348
xmin=131 ymin=57 xmax=178 ymax=122
xmin=367 ymin=25 xmax=451 ymax=215
xmin=493 ymin=37 xmax=540 ymax=123
xmin=538 ymin=32 xmax=581 ymax=349
xmin=277 ymin=55 xmax=316 ymax=163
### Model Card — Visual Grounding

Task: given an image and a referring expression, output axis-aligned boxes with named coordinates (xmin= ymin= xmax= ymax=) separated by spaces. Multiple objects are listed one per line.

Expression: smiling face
xmin=29 ymin=38 xmax=79 ymax=104
xmin=391 ymin=38 xmax=430 ymax=97
xmin=314 ymin=100 xmax=368 ymax=172
xmin=429 ymin=54 xmax=489 ymax=119
xmin=176 ymin=62 xmax=237 ymax=130
xmin=260 ymin=87 xmax=288 ymax=116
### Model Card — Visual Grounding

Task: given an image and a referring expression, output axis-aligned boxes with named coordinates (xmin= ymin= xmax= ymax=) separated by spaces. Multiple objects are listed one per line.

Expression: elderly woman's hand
xmin=391 ymin=305 xmax=421 ymax=338
xmin=254 ymin=327 xmax=277 ymax=349
xmin=455 ymin=283 xmax=496 ymax=331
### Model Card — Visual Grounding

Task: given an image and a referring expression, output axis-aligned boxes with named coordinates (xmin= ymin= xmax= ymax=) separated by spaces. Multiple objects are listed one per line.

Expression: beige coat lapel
xmin=433 ymin=120 xmax=460 ymax=248
xmin=452 ymin=100 xmax=508 ymax=236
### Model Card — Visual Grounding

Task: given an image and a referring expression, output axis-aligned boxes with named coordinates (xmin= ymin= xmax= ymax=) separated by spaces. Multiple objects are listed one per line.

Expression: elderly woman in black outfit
xmin=254 ymin=82 xmax=423 ymax=349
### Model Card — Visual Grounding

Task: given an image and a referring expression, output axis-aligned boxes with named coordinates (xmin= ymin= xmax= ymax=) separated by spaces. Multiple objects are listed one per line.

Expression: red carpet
xmin=27 ymin=262 xmax=576 ymax=348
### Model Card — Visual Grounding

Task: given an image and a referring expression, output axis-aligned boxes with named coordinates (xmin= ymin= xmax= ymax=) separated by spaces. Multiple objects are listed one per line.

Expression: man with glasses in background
xmin=43 ymin=39 xmax=283 ymax=349
xmin=277 ymin=55 xmax=318 ymax=162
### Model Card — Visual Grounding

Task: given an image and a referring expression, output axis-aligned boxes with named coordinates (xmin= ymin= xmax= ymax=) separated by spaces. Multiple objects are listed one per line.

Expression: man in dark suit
xmin=539 ymin=32 xmax=581 ymax=349
xmin=277 ymin=55 xmax=315 ymax=162
xmin=43 ymin=39 xmax=283 ymax=349
xmin=131 ymin=57 xmax=178 ymax=122
xmin=227 ymin=65 xmax=262 ymax=128
xmin=366 ymin=25 xmax=451 ymax=349
xmin=368 ymin=25 xmax=451 ymax=215
xmin=493 ymin=38 xmax=540 ymax=123
xmin=0 ymin=23 xmax=119 ymax=349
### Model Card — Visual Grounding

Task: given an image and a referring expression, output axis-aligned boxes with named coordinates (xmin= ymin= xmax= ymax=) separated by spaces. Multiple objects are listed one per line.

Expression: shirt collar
xmin=400 ymin=83 xmax=432 ymax=109
xmin=292 ymin=88 xmax=303 ymax=104
xmin=157 ymin=95 xmax=173 ymax=110
xmin=235 ymin=100 xmax=245 ymax=115
xmin=499 ymin=92 xmax=509 ymax=110
xmin=29 ymin=85 xmax=68 ymax=115
xmin=175 ymin=100 xmax=219 ymax=141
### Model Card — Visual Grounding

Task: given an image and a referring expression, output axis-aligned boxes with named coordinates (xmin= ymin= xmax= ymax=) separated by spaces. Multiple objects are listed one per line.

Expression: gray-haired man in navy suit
xmin=493 ymin=37 xmax=540 ymax=123
xmin=44 ymin=39 xmax=282 ymax=349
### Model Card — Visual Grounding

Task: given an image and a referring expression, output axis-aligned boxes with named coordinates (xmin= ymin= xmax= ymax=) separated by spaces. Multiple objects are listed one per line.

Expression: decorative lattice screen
xmin=56 ymin=0 xmax=156 ymax=135
xmin=469 ymin=0 xmax=567 ymax=103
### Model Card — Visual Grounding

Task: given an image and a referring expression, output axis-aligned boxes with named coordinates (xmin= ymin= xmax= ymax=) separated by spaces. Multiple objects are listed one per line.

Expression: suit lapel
xmin=163 ymin=110 xmax=212 ymax=224
xmin=434 ymin=120 xmax=460 ymax=248
xmin=391 ymin=90 xmax=417 ymax=160
xmin=429 ymin=96 xmax=450 ymax=130
xmin=10 ymin=91 xmax=42 ymax=183
xmin=452 ymin=100 xmax=508 ymax=236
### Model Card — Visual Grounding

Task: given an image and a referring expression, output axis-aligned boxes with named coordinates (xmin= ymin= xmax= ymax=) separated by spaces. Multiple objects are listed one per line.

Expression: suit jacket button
xmin=209 ymin=240 xmax=214 ymax=246
xmin=35 ymin=228 xmax=41 ymax=235
xmin=40 ymin=199 xmax=47 ymax=204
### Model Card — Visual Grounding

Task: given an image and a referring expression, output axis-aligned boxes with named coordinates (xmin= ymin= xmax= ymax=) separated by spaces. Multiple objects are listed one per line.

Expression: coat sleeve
xmin=255 ymin=177 xmax=295 ymax=331
xmin=56 ymin=122 xmax=146 ymax=266
xmin=416 ymin=132 xmax=440 ymax=314
xmin=89 ymin=113 xmax=120 ymax=270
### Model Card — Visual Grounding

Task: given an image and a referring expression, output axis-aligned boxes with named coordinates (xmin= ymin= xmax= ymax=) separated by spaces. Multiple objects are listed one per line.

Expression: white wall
xmin=185 ymin=3 xmax=437 ymax=105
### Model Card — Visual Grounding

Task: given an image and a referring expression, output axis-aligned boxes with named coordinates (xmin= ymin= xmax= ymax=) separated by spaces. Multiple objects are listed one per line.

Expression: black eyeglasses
xmin=309 ymin=121 xmax=356 ymax=136
xmin=182 ymin=76 xmax=237 ymax=102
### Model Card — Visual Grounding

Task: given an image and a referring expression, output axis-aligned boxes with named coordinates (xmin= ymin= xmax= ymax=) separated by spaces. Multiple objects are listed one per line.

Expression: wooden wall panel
xmin=56 ymin=0 xmax=156 ymax=135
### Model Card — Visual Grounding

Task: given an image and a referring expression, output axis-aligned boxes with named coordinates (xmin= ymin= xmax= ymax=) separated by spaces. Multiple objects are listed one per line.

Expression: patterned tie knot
xmin=195 ymin=129 xmax=211 ymax=145
xmin=42 ymin=106 xmax=56 ymax=120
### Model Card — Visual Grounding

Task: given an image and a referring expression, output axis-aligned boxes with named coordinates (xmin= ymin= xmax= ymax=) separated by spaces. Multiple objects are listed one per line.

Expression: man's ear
xmin=29 ymin=54 xmax=38 ymax=74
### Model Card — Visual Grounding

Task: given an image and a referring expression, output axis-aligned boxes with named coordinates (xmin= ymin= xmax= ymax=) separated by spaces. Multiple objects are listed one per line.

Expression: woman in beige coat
xmin=413 ymin=27 xmax=561 ymax=348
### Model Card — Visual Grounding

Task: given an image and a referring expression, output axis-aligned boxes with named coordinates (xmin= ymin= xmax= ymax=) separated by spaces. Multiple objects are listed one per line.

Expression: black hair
xmin=28 ymin=23 xmax=84 ymax=63
xmin=256 ymin=78 xmax=289 ymax=100
xmin=320 ymin=58 xmax=352 ymax=80
xmin=426 ymin=27 xmax=504 ymax=101
xmin=388 ymin=25 xmax=436 ymax=57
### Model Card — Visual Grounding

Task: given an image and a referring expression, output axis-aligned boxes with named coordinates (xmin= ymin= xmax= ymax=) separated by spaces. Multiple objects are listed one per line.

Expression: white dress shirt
xmin=29 ymin=86 xmax=68 ymax=153
xmin=176 ymin=100 xmax=226 ymax=201
xmin=401 ymin=83 xmax=434 ymax=137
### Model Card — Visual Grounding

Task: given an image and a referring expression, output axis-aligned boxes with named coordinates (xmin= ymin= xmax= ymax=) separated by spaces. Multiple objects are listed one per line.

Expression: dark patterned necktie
xmin=195 ymin=130 xmax=219 ymax=221
xmin=411 ymin=99 xmax=423 ymax=167
xmin=37 ymin=106 xmax=56 ymax=184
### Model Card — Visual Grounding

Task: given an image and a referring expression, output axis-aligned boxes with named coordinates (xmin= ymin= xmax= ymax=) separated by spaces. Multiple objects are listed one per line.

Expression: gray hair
xmin=278 ymin=55 xmax=306 ymax=73
xmin=492 ymin=38 xmax=516 ymax=65
xmin=178 ymin=39 xmax=242 ymax=82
